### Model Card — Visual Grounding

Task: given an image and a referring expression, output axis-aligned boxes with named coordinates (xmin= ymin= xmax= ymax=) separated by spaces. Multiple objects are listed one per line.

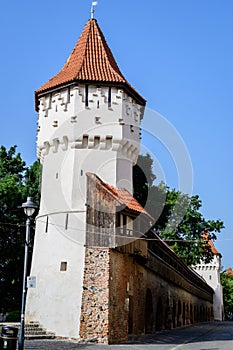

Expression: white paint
xmin=193 ymin=253 xmax=224 ymax=321
xmin=26 ymin=84 xmax=144 ymax=338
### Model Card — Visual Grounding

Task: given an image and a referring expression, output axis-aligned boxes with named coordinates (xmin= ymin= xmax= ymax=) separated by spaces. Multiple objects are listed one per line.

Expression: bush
xmin=5 ymin=310 xmax=20 ymax=322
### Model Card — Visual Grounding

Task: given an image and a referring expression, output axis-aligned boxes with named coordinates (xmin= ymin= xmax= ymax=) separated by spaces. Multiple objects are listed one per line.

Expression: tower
xmin=193 ymin=233 xmax=224 ymax=321
xmin=26 ymin=18 xmax=146 ymax=338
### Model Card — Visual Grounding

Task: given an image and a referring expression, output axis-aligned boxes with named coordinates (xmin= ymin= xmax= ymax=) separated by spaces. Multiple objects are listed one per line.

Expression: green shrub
xmin=5 ymin=310 xmax=20 ymax=322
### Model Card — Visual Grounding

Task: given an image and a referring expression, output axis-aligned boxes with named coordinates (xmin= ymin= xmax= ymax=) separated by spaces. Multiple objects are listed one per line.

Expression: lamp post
xmin=18 ymin=197 xmax=38 ymax=350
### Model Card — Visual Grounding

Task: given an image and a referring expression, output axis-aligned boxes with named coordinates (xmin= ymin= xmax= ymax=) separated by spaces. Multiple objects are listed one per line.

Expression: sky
xmin=0 ymin=0 xmax=233 ymax=269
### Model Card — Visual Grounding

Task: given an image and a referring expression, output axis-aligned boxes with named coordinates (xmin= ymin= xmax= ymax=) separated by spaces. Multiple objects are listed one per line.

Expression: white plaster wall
xmin=26 ymin=84 xmax=144 ymax=338
xmin=193 ymin=254 xmax=224 ymax=321
xmin=26 ymin=217 xmax=85 ymax=337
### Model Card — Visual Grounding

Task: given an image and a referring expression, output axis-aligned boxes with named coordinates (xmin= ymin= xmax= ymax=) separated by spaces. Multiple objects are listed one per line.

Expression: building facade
xmin=26 ymin=17 xmax=215 ymax=343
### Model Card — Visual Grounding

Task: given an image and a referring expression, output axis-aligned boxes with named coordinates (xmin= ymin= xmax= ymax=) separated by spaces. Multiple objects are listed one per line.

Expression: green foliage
xmin=133 ymin=154 xmax=156 ymax=207
xmin=5 ymin=309 xmax=21 ymax=322
xmin=133 ymin=153 xmax=224 ymax=266
xmin=220 ymin=271 xmax=233 ymax=317
xmin=24 ymin=160 xmax=41 ymax=204
xmin=0 ymin=146 xmax=41 ymax=312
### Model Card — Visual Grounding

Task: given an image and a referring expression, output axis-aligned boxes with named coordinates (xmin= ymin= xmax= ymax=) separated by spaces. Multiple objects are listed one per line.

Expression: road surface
xmin=23 ymin=321 xmax=233 ymax=350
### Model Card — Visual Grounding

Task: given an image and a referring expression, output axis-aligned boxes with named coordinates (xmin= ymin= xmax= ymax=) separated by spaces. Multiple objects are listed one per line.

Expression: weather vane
xmin=91 ymin=1 xmax=98 ymax=19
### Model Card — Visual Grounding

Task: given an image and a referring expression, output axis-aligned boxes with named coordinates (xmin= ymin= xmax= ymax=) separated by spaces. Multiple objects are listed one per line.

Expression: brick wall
xmin=108 ymin=249 xmax=213 ymax=342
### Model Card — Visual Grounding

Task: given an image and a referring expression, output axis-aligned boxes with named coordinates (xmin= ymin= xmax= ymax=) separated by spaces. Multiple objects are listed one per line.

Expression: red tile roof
xmin=226 ymin=267 xmax=233 ymax=276
xmin=35 ymin=19 xmax=146 ymax=107
xmin=202 ymin=232 xmax=221 ymax=255
xmin=86 ymin=172 xmax=153 ymax=220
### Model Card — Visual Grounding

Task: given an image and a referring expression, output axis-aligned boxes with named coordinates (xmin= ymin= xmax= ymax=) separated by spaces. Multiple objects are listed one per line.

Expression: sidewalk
xmin=2 ymin=321 xmax=233 ymax=350
xmin=22 ymin=322 xmax=229 ymax=350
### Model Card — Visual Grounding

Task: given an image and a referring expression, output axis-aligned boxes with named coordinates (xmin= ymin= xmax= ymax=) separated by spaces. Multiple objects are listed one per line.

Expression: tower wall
xmin=193 ymin=254 xmax=224 ymax=321
xmin=26 ymin=84 xmax=144 ymax=338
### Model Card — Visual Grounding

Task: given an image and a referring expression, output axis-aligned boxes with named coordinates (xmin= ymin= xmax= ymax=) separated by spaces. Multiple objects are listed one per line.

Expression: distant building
xmin=193 ymin=233 xmax=224 ymax=321
xmin=226 ymin=267 xmax=233 ymax=276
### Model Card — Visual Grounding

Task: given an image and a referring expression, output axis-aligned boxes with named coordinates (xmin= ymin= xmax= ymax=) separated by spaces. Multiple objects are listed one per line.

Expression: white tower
xmin=26 ymin=18 xmax=146 ymax=338
xmin=193 ymin=233 xmax=224 ymax=321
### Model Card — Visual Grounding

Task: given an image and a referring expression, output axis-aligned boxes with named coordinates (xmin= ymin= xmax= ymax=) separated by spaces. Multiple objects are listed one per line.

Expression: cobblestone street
xmin=22 ymin=322 xmax=233 ymax=350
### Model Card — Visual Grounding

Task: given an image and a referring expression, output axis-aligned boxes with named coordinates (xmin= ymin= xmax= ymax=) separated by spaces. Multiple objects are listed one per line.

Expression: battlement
xmin=38 ymin=84 xmax=144 ymax=120
xmin=36 ymin=84 xmax=143 ymax=164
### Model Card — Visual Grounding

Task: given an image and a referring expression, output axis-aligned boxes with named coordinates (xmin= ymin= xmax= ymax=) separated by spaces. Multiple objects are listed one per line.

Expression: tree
xmin=133 ymin=154 xmax=156 ymax=207
xmin=0 ymin=146 xmax=41 ymax=313
xmin=133 ymin=153 xmax=224 ymax=266
xmin=220 ymin=271 xmax=233 ymax=318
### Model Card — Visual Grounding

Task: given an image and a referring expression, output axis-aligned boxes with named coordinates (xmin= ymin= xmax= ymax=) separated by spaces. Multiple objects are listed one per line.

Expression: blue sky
xmin=0 ymin=0 xmax=232 ymax=268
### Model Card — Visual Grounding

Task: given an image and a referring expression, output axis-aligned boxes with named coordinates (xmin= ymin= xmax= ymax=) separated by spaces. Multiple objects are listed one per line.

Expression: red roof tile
xmin=226 ymin=268 xmax=233 ymax=276
xmin=202 ymin=232 xmax=221 ymax=255
xmin=36 ymin=19 xmax=145 ymax=106
xmin=86 ymin=173 xmax=153 ymax=219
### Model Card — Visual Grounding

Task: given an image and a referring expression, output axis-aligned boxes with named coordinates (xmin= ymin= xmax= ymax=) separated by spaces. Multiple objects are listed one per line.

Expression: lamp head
xmin=22 ymin=197 xmax=38 ymax=217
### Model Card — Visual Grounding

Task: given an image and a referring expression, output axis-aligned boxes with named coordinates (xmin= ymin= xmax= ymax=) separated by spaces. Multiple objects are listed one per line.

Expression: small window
xmin=60 ymin=262 xmax=67 ymax=271
xmin=108 ymin=87 xmax=112 ymax=108
xmin=82 ymin=135 xmax=88 ymax=148
xmin=94 ymin=136 xmax=100 ymax=148
xmin=123 ymin=215 xmax=127 ymax=235
xmin=48 ymin=93 xmax=52 ymax=109
xmin=45 ymin=216 xmax=49 ymax=233
xmin=65 ymin=214 xmax=69 ymax=230
xmin=106 ymin=136 xmax=112 ymax=149
xmin=67 ymin=87 xmax=70 ymax=103
xmin=85 ymin=85 xmax=89 ymax=107
xmin=209 ymin=275 xmax=212 ymax=280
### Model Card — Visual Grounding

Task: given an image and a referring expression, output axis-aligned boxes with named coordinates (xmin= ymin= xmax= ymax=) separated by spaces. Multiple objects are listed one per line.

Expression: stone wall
xmin=83 ymin=174 xmax=214 ymax=344
xmin=80 ymin=245 xmax=213 ymax=344
xmin=79 ymin=247 xmax=110 ymax=343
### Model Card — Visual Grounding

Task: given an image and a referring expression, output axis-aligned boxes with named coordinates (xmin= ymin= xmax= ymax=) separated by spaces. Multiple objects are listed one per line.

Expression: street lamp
xmin=18 ymin=197 xmax=38 ymax=350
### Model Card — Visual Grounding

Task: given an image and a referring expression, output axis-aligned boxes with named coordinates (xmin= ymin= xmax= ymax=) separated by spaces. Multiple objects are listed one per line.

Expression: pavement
xmin=1 ymin=321 xmax=233 ymax=349
xmin=21 ymin=321 xmax=233 ymax=349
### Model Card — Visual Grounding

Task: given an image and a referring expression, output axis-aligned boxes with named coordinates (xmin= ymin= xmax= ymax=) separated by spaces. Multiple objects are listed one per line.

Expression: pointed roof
xmin=35 ymin=19 xmax=146 ymax=108
xmin=226 ymin=267 xmax=233 ymax=276
xmin=202 ymin=232 xmax=221 ymax=256
xmin=86 ymin=172 xmax=154 ymax=220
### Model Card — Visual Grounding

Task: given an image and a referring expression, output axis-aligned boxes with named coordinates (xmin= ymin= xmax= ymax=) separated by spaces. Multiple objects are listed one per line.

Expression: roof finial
xmin=91 ymin=1 xmax=98 ymax=19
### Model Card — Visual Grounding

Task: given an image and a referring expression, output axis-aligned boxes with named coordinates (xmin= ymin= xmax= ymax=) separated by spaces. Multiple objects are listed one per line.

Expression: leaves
xmin=0 ymin=146 xmax=41 ymax=312
xmin=220 ymin=272 xmax=233 ymax=316
xmin=133 ymin=154 xmax=224 ymax=266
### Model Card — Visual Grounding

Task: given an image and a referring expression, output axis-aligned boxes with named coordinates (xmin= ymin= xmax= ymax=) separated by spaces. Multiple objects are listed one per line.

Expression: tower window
xmin=48 ymin=93 xmax=52 ymax=109
xmin=106 ymin=136 xmax=112 ymax=149
xmin=85 ymin=85 xmax=89 ymax=107
xmin=82 ymin=135 xmax=88 ymax=148
xmin=67 ymin=87 xmax=71 ymax=103
xmin=60 ymin=262 xmax=67 ymax=271
xmin=65 ymin=213 xmax=69 ymax=230
xmin=108 ymin=87 xmax=112 ymax=108
xmin=45 ymin=216 xmax=49 ymax=233
xmin=94 ymin=136 xmax=100 ymax=148
xmin=123 ymin=215 xmax=127 ymax=235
